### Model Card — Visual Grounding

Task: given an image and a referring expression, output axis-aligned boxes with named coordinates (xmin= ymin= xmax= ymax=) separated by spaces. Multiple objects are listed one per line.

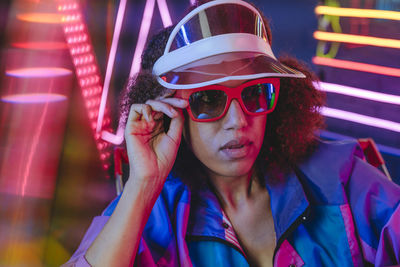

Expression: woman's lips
xmin=220 ymin=139 xmax=252 ymax=159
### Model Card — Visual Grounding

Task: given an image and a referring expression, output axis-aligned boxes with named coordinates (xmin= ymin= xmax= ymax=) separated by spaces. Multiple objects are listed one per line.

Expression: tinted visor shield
xmin=161 ymin=53 xmax=303 ymax=86
xmin=182 ymin=78 xmax=280 ymax=122
xmin=169 ymin=4 xmax=267 ymax=51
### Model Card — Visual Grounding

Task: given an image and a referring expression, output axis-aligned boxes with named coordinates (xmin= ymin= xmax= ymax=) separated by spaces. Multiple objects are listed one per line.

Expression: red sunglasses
xmin=178 ymin=78 xmax=280 ymax=122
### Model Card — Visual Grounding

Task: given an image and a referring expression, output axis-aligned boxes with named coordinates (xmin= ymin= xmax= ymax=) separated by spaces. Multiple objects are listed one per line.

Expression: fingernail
xmin=170 ymin=108 xmax=178 ymax=117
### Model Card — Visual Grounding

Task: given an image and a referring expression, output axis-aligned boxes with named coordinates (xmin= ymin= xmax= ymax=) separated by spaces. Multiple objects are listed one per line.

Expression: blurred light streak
xmin=17 ymin=13 xmax=63 ymax=24
xmin=315 ymin=6 xmax=400 ymax=20
xmin=12 ymin=42 xmax=68 ymax=50
xmin=312 ymin=57 xmax=400 ymax=77
xmin=129 ymin=0 xmax=156 ymax=77
xmin=321 ymin=107 xmax=400 ymax=132
xmin=1 ymin=94 xmax=67 ymax=104
xmin=6 ymin=67 xmax=72 ymax=78
xmin=157 ymin=0 xmax=173 ymax=27
xmin=314 ymin=81 xmax=400 ymax=105
xmin=96 ymin=0 xmax=128 ymax=133
xmin=313 ymin=31 xmax=400 ymax=49
xmin=21 ymin=102 xmax=49 ymax=196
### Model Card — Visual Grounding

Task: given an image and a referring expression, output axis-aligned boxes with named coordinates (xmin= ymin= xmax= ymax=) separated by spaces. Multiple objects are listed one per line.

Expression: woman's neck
xmin=208 ymin=170 xmax=256 ymax=210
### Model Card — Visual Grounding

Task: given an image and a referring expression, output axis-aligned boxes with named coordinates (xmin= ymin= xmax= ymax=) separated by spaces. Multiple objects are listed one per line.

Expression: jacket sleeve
xmin=61 ymin=216 xmax=110 ymax=267
xmin=61 ymin=196 xmax=121 ymax=267
xmin=346 ymin=156 xmax=400 ymax=266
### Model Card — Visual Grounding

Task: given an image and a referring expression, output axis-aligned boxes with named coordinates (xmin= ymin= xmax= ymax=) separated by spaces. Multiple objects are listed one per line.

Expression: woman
xmin=65 ymin=0 xmax=400 ymax=266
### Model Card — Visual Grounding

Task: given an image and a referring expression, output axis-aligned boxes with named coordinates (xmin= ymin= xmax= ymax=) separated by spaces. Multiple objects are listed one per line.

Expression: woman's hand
xmin=124 ymin=97 xmax=188 ymax=189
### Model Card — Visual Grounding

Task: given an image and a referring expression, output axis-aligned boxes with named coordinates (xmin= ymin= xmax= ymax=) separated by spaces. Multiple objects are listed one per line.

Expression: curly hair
xmin=119 ymin=2 xmax=326 ymax=186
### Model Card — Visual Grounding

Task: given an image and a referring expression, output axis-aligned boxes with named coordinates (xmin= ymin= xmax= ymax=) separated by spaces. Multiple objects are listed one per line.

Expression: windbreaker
xmin=64 ymin=140 xmax=400 ymax=266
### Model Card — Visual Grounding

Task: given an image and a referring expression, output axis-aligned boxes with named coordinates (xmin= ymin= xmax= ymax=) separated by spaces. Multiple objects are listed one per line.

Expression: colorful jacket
xmin=64 ymin=140 xmax=400 ymax=266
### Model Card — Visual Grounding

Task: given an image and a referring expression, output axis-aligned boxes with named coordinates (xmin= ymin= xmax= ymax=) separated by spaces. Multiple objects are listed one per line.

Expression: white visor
xmin=152 ymin=0 xmax=305 ymax=89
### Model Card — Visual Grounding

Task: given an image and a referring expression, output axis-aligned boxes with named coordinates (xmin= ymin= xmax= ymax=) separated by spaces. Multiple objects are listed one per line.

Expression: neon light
xmin=315 ymin=6 xmax=400 ymax=21
xmin=321 ymin=107 xmax=400 ymax=133
xmin=129 ymin=0 xmax=156 ymax=77
xmin=313 ymin=31 xmax=400 ymax=49
xmin=99 ymin=0 xmax=156 ymax=144
xmin=6 ymin=67 xmax=72 ymax=78
xmin=101 ymin=129 xmax=124 ymax=145
xmin=17 ymin=13 xmax=63 ymax=23
xmin=314 ymin=81 xmax=400 ymax=105
xmin=1 ymin=93 xmax=67 ymax=104
xmin=96 ymin=0 xmax=128 ymax=133
xmin=157 ymin=0 xmax=173 ymax=27
xmin=98 ymin=0 xmax=174 ymax=144
xmin=312 ymin=57 xmax=400 ymax=77
xmin=12 ymin=42 xmax=68 ymax=50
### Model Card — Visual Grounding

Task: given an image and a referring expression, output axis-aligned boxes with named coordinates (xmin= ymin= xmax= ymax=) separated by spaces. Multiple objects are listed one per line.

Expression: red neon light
xmin=58 ymin=0 xmax=112 ymax=170
xmin=312 ymin=57 xmax=400 ymax=77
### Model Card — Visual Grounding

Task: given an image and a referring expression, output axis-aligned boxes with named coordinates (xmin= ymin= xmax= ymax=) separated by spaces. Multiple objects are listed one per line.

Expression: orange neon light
xmin=17 ymin=13 xmax=63 ymax=24
xmin=313 ymin=31 xmax=400 ymax=49
xmin=12 ymin=42 xmax=68 ymax=50
xmin=312 ymin=57 xmax=400 ymax=77
xmin=315 ymin=6 xmax=400 ymax=21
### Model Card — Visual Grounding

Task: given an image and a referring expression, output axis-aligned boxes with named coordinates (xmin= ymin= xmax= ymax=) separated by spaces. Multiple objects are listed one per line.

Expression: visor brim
xmin=157 ymin=52 xmax=305 ymax=89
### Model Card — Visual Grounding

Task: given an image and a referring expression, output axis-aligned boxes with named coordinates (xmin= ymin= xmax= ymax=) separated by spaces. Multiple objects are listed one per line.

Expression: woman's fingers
xmin=126 ymin=98 xmax=187 ymax=140
xmin=157 ymin=97 xmax=188 ymax=109
xmin=166 ymin=108 xmax=185 ymax=145
xmin=145 ymin=99 xmax=180 ymax=118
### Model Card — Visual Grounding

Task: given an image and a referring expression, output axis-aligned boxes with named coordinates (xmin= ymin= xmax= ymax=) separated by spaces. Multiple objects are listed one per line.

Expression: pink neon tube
xmin=321 ymin=107 xmax=400 ymax=133
xmin=314 ymin=81 xmax=400 ymax=105
xmin=157 ymin=0 xmax=173 ymax=27
xmin=129 ymin=0 xmax=156 ymax=77
xmin=96 ymin=0 xmax=128 ymax=133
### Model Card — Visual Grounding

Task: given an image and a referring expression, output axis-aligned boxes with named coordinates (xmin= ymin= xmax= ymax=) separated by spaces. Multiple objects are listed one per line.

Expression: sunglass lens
xmin=189 ymin=90 xmax=227 ymax=120
xmin=241 ymin=83 xmax=277 ymax=113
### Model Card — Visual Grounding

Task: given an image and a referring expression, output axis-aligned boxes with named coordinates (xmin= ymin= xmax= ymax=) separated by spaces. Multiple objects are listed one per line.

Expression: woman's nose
xmin=222 ymin=99 xmax=248 ymax=130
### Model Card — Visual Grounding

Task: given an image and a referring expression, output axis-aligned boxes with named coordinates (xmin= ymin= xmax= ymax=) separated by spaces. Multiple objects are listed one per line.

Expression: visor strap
xmin=153 ymin=33 xmax=276 ymax=76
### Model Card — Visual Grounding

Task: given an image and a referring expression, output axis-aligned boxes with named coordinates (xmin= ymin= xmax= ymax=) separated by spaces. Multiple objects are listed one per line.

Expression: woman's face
xmin=183 ymin=79 xmax=267 ymax=179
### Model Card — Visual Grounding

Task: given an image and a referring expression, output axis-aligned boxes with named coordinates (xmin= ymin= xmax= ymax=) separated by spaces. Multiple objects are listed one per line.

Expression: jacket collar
xmin=265 ymin=170 xmax=309 ymax=241
xmin=186 ymin=170 xmax=309 ymax=242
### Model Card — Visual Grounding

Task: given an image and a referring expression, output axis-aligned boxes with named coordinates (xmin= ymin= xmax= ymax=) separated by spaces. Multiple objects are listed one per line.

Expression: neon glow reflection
xmin=1 ymin=93 xmax=67 ymax=104
xmin=6 ymin=67 xmax=72 ymax=78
